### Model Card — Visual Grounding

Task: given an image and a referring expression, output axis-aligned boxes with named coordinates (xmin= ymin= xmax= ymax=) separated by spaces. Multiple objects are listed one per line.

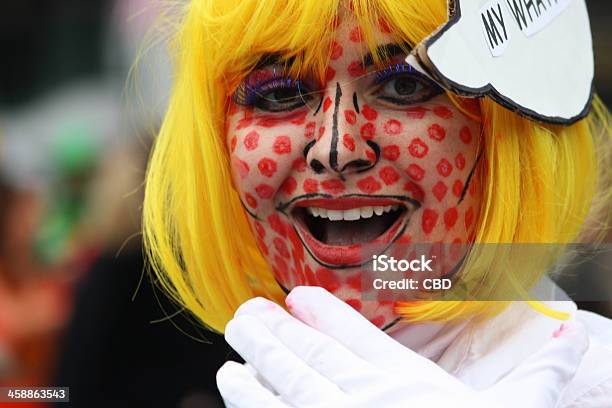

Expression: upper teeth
xmin=307 ymin=205 xmax=400 ymax=220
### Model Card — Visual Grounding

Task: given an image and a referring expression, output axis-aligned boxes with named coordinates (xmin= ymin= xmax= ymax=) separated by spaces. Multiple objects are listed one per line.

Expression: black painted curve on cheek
xmin=458 ymin=151 xmax=482 ymax=205
xmin=353 ymin=92 xmax=360 ymax=113
xmin=313 ymin=96 xmax=324 ymax=116
xmin=382 ymin=317 xmax=401 ymax=332
xmin=303 ymin=139 xmax=316 ymax=158
xmin=329 ymin=82 xmax=342 ymax=172
xmin=239 ymin=198 xmax=262 ymax=221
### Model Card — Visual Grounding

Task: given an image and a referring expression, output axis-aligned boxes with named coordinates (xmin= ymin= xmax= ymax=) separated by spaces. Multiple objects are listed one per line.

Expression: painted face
xmin=226 ymin=17 xmax=481 ymax=329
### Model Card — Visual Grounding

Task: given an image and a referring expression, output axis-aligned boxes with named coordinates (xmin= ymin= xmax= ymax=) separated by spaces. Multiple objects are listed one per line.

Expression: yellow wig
xmin=143 ymin=0 xmax=612 ymax=332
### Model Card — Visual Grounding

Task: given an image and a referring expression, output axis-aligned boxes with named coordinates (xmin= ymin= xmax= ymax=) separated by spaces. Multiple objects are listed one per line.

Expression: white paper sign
xmin=506 ymin=0 xmax=571 ymax=37
xmin=480 ymin=0 xmax=511 ymax=57
xmin=409 ymin=0 xmax=593 ymax=124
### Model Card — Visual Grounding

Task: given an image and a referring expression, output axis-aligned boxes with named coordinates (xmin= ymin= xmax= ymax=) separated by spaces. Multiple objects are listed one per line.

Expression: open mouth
xmin=295 ymin=205 xmax=403 ymax=245
xmin=288 ymin=196 xmax=417 ymax=267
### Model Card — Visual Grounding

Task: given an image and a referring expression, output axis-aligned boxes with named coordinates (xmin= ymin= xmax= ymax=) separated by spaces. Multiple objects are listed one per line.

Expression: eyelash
xmin=233 ymin=66 xmax=308 ymax=108
xmin=374 ymin=63 xmax=418 ymax=84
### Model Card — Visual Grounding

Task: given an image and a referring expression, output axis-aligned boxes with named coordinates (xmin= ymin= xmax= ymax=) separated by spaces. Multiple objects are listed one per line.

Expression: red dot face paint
xmin=362 ymin=105 xmax=378 ymax=120
xmin=281 ymin=176 xmax=297 ymax=194
xmin=273 ymin=136 xmax=292 ymax=154
xmin=304 ymin=122 xmax=316 ymax=139
xmin=344 ymin=110 xmax=357 ymax=124
xmin=433 ymin=106 xmax=453 ymax=119
xmin=428 ymin=123 xmax=446 ymax=141
xmin=383 ymin=119 xmax=402 ymax=135
xmin=436 ymin=158 xmax=453 ymax=177
xmin=360 ymin=123 xmax=376 ymax=140
xmin=349 ymin=26 xmax=363 ymax=43
xmin=348 ymin=60 xmax=367 ymax=77
xmin=408 ymin=138 xmax=429 ymax=158
xmin=460 ymin=126 xmax=473 ymax=144
xmin=244 ymin=131 xmax=259 ymax=150
xmin=379 ymin=166 xmax=400 ymax=185
xmin=382 ymin=145 xmax=400 ymax=161
xmin=303 ymin=178 xmax=319 ymax=193
xmin=432 ymin=181 xmax=448 ymax=202
xmin=406 ymin=163 xmax=425 ymax=181
xmin=321 ymin=179 xmax=346 ymax=194
xmin=323 ymin=97 xmax=333 ymax=113
xmin=255 ymin=183 xmax=274 ymax=198
xmin=342 ymin=134 xmax=356 ymax=151
xmin=330 ymin=41 xmax=343 ymax=60
xmin=357 ymin=176 xmax=382 ymax=194
xmin=225 ymin=16 xmax=481 ymax=329
xmin=258 ymin=158 xmax=277 ymax=178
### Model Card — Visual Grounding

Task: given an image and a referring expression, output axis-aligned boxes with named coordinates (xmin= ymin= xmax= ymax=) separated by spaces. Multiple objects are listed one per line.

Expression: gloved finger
xmin=285 ymin=286 xmax=460 ymax=385
xmin=482 ymin=321 xmax=589 ymax=408
xmin=225 ymin=314 xmax=343 ymax=405
xmin=244 ymin=363 xmax=278 ymax=396
xmin=236 ymin=297 xmax=383 ymax=392
xmin=217 ymin=361 xmax=287 ymax=408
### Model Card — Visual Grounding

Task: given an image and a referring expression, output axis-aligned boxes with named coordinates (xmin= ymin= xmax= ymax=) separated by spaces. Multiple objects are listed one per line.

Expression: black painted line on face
xmin=381 ymin=317 xmax=401 ymax=332
xmin=351 ymin=141 xmax=381 ymax=174
xmin=341 ymin=193 xmax=421 ymax=209
xmin=313 ymin=96 xmax=324 ymax=116
xmin=276 ymin=193 xmax=334 ymax=213
xmin=339 ymin=159 xmax=370 ymax=173
xmin=276 ymin=279 xmax=291 ymax=295
xmin=303 ymin=140 xmax=316 ymax=158
xmin=310 ymin=160 xmax=326 ymax=174
xmin=458 ymin=151 xmax=482 ymax=205
xmin=239 ymin=198 xmax=262 ymax=221
xmin=329 ymin=82 xmax=342 ymax=172
xmin=353 ymin=92 xmax=360 ymax=113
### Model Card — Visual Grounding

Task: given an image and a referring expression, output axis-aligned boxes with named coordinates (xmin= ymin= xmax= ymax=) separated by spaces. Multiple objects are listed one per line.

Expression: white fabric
xmin=217 ymin=287 xmax=612 ymax=407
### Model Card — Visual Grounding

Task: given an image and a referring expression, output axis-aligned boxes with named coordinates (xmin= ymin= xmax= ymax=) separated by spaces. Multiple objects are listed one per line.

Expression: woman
xmin=143 ymin=0 xmax=612 ymax=406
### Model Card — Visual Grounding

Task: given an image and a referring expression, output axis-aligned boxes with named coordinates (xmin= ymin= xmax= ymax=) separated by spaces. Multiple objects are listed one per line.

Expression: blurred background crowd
xmin=0 ymin=1 xmax=610 ymax=407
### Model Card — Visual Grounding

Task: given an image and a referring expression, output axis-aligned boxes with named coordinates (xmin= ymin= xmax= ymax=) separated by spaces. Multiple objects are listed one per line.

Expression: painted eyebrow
xmin=363 ymin=43 xmax=411 ymax=68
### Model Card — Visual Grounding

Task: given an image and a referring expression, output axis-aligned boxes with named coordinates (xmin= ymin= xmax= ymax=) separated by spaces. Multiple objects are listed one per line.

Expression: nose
xmin=305 ymin=82 xmax=379 ymax=176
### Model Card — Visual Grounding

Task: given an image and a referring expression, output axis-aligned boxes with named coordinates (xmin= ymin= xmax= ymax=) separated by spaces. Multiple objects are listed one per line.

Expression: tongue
xmin=323 ymin=216 xmax=392 ymax=245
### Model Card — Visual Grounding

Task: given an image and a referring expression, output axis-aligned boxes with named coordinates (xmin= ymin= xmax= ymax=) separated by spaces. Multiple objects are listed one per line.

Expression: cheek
xmin=227 ymin=108 xmax=313 ymax=211
xmin=406 ymin=115 xmax=480 ymax=242
xmin=357 ymin=102 xmax=480 ymax=243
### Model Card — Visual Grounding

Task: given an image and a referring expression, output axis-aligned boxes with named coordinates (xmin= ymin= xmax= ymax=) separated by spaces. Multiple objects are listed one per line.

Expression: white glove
xmin=217 ymin=286 xmax=588 ymax=408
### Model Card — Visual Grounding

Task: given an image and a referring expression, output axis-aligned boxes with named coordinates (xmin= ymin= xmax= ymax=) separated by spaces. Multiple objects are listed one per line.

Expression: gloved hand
xmin=216 ymin=286 xmax=588 ymax=408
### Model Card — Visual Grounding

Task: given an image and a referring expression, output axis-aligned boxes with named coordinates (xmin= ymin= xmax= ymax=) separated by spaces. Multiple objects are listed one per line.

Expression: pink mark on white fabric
xmin=553 ymin=323 xmax=568 ymax=338
xmin=286 ymin=296 xmax=318 ymax=328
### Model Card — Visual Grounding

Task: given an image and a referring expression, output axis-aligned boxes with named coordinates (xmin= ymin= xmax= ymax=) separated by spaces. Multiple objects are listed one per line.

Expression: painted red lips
xmin=288 ymin=195 xmax=416 ymax=267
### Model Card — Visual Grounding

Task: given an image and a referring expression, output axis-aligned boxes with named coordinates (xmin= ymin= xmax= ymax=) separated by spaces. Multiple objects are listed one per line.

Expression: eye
xmin=384 ymin=76 xmax=420 ymax=96
xmin=255 ymin=81 xmax=312 ymax=112
xmin=233 ymin=72 xmax=314 ymax=113
xmin=374 ymin=65 xmax=444 ymax=106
